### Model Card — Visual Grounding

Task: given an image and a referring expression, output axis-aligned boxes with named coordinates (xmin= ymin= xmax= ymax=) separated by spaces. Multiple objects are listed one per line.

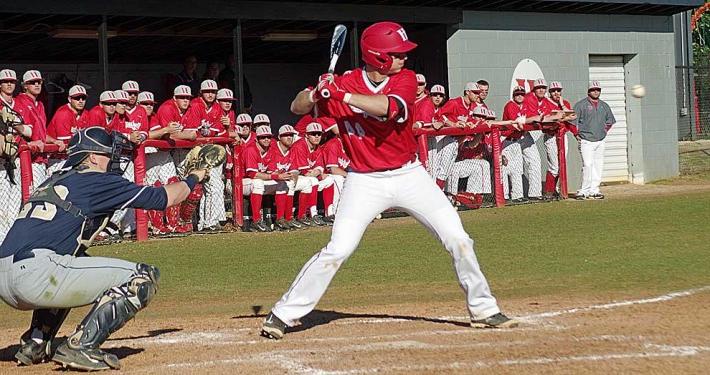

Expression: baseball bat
xmin=320 ymin=24 xmax=347 ymax=99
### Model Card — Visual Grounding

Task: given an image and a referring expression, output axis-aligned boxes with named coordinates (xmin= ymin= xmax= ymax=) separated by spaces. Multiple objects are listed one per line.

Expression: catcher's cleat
xmin=52 ymin=341 xmax=120 ymax=371
xmin=16 ymin=332 xmax=51 ymax=366
xmin=275 ymin=219 xmax=291 ymax=232
xmin=253 ymin=220 xmax=270 ymax=232
xmin=311 ymin=215 xmax=327 ymax=226
xmin=288 ymin=219 xmax=303 ymax=230
xmin=470 ymin=312 xmax=519 ymax=329
xmin=261 ymin=312 xmax=287 ymax=340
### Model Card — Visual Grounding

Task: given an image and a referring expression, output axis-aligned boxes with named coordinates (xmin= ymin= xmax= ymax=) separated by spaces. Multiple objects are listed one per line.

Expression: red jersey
xmin=267 ymin=143 xmax=297 ymax=173
xmin=315 ymin=68 xmax=417 ymax=173
xmin=523 ymin=92 xmax=555 ymax=118
xmin=183 ymin=98 xmax=223 ymax=135
xmin=15 ymin=93 xmax=47 ymax=142
xmin=436 ymin=96 xmax=473 ymax=124
xmin=243 ymin=143 xmax=271 ymax=178
xmin=155 ymin=99 xmax=189 ymax=129
xmin=290 ymin=138 xmax=324 ymax=173
xmin=456 ymin=142 xmax=486 ymax=161
xmin=546 ymin=97 xmax=578 ymax=136
xmin=295 ymin=114 xmax=337 ymax=135
xmin=86 ymin=105 xmax=122 ymax=132
xmin=414 ymin=97 xmax=438 ymax=125
xmin=322 ymin=137 xmax=350 ymax=170
xmin=125 ymin=105 xmax=150 ymax=138
xmin=502 ymin=101 xmax=525 ymax=140
xmin=47 ymin=104 xmax=90 ymax=141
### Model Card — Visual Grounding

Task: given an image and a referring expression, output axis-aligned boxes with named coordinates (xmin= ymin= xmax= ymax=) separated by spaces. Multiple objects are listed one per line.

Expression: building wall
xmin=448 ymin=11 xmax=679 ymax=186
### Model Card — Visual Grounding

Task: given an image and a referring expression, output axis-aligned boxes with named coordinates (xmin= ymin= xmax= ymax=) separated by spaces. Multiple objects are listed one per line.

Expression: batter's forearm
xmin=346 ymin=94 xmax=389 ymax=117
xmin=291 ymin=90 xmax=316 ymax=115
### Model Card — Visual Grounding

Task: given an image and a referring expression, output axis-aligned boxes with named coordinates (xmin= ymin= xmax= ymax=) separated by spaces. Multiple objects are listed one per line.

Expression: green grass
xmin=2 ymin=191 xmax=709 ymax=326
xmin=656 ymin=142 xmax=710 ymax=184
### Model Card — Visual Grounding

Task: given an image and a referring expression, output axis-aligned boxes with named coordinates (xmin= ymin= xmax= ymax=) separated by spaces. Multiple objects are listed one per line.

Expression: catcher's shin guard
xmin=180 ymin=183 xmax=203 ymax=222
xmin=65 ymin=264 xmax=159 ymax=350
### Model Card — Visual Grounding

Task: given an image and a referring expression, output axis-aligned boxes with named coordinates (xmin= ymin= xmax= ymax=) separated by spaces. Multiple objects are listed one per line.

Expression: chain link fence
xmin=678 ymin=65 xmax=710 ymax=140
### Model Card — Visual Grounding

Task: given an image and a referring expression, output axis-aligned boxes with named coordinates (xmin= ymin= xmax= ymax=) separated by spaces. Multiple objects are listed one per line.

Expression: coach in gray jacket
xmin=572 ymin=80 xmax=616 ymax=199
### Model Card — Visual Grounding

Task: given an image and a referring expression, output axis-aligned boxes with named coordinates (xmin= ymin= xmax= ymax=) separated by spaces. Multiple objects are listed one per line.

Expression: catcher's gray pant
xmin=518 ymin=130 xmax=542 ymax=198
xmin=31 ymin=162 xmax=48 ymax=193
xmin=0 ymin=159 xmax=22 ymax=246
xmin=501 ymin=139 xmax=524 ymax=200
xmin=271 ymin=163 xmax=501 ymax=326
xmin=0 ymin=249 xmax=137 ymax=310
xmin=198 ymin=164 xmax=227 ymax=230
xmin=428 ymin=136 xmax=458 ymax=182
xmin=446 ymin=159 xmax=492 ymax=195
xmin=110 ymin=161 xmax=136 ymax=233
xmin=145 ymin=151 xmax=177 ymax=186
xmin=543 ymin=133 xmax=568 ymax=178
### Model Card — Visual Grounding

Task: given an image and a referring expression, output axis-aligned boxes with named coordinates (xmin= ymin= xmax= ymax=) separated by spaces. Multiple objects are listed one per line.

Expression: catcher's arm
xmin=165 ymin=169 xmax=207 ymax=207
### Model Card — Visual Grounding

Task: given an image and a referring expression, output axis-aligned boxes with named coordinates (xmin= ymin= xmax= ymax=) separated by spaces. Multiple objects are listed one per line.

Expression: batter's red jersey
xmin=267 ymin=143 xmax=297 ymax=173
xmin=315 ymin=68 xmax=417 ymax=173
xmin=47 ymin=104 xmax=90 ymax=141
xmin=502 ymin=101 xmax=525 ymax=140
xmin=290 ymin=138 xmax=324 ymax=173
xmin=322 ymin=137 xmax=350 ymax=170
xmin=523 ymin=92 xmax=555 ymax=118
xmin=414 ymin=97 xmax=438 ymax=125
xmin=243 ymin=143 xmax=271 ymax=178
xmin=436 ymin=96 xmax=472 ymax=124
xmin=155 ymin=99 xmax=189 ymax=129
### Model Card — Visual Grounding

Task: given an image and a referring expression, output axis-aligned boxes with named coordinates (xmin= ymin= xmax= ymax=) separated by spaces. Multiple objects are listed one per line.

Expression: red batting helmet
xmin=360 ymin=22 xmax=417 ymax=74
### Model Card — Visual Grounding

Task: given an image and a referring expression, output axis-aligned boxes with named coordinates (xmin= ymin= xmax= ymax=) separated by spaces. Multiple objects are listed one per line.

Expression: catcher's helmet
xmin=65 ymin=127 xmax=132 ymax=172
xmin=360 ymin=22 xmax=417 ymax=74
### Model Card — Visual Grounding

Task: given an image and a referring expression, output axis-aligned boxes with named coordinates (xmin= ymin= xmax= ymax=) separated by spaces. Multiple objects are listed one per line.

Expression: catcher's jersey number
xmin=17 ymin=185 xmax=70 ymax=221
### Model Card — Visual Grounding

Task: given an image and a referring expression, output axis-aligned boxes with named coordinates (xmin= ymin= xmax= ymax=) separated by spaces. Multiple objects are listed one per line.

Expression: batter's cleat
xmin=253 ymin=220 xmax=270 ymax=232
xmin=471 ymin=312 xmax=519 ymax=329
xmin=16 ymin=333 xmax=51 ymax=366
xmin=288 ymin=219 xmax=303 ymax=230
xmin=311 ymin=215 xmax=327 ymax=226
xmin=275 ymin=219 xmax=291 ymax=232
xmin=261 ymin=312 xmax=287 ymax=340
xmin=52 ymin=341 xmax=120 ymax=371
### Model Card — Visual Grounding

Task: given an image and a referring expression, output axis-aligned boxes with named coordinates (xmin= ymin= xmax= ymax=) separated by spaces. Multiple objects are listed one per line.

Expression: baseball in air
xmin=630 ymin=84 xmax=646 ymax=98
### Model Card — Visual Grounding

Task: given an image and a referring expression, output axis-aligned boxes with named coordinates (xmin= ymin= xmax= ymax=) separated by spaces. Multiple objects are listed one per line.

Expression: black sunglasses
xmin=72 ymin=96 xmax=87 ymax=101
xmin=307 ymin=132 xmax=323 ymax=136
xmin=101 ymin=102 xmax=117 ymax=106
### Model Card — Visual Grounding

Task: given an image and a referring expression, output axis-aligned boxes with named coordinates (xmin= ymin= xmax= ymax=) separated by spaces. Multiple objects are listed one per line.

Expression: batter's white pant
xmin=446 ymin=159 xmax=492 ymax=195
xmin=110 ymin=161 xmax=136 ymax=233
xmin=501 ymin=139 xmax=524 ymax=200
xmin=31 ymin=163 xmax=48 ymax=193
xmin=272 ymin=162 xmax=501 ymax=325
xmin=578 ymin=139 xmax=606 ymax=196
xmin=518 ymin=130 xmax=542 ymax=198
xmin=145 ymin=151 xmax=177 ymax=186
xmin=329 ymin=174 xmax=346 ymax=216
xmin=198 ymin=165 xmax=227 ymax=230
xmin=0 ymin=159 xmax=22 ymax=246
xmin=543 ymin=133 xmax=568 ymax=177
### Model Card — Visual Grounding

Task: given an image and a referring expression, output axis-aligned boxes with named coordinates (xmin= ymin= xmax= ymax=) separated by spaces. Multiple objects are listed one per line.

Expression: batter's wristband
xmin=270 ymin=173 xmax=279 ymax=180
xmin=184 ymin=174 xmax=200 ymax=191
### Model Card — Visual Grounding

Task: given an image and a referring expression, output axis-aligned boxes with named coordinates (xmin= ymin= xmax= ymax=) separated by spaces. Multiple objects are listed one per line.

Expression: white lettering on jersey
xmin=308 ymin=159 xmax=316 ymax=168
xmin=276 ymin=162 xmax=291 ymax=172
xmin=338 ymin=157 xmax=350 ymax=169
xmin=126 ymin=121 xmax=141 ymax=131
xmin=257 ymin=162 xmax=267 ymax=172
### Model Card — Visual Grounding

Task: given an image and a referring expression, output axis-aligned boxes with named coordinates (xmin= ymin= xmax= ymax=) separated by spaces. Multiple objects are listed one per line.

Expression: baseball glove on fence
xmin=0 ymin=106 xmax=21 ymax=160
xmin=178 ymin=144 xmax=227 ymax=181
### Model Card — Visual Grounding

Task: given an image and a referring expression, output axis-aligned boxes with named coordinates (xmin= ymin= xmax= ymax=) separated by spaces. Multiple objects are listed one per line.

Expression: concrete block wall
xmin=448 ymin=11 xmax=679 ymax=187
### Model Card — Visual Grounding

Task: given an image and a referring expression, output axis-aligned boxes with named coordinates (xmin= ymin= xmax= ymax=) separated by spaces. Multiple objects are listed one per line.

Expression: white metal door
xmin=588 ymin=55 xmax=629 ymax=182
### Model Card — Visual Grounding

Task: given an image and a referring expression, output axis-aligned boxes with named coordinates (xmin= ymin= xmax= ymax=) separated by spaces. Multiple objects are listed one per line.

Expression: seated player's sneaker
xmin=575 ymin=194 xmax=589 ymax=200
xmin=527 ymin=196 xmax=545 ymax=202
xmin=261 ymin=312 xmax=287 ymax=340
xmin=275 ymin=218 xmax=291 ymax=232
xmin=470 ymin=312 xmax=519 ymax=329
xmin=52 ymin=341 xmax=120 ymax=371
xmin=323 ymin=215 xmax=335 ymax=225
xmin=297 ymin=218 xmax=313 ymax=227
xmin=253 ymin=220 xmax=270 ymax=232
xmin=591 ymin=193 xmax=605 ymax=200
xmin=288 ymin=219 xmax=303 ymax=229
xmin=311 ymin=215 xmax=327 ymax=226
xmin=511 ymin=198 xmax=527 ymax=204
xmin=16 ymin=331 xmax=51 ymax=366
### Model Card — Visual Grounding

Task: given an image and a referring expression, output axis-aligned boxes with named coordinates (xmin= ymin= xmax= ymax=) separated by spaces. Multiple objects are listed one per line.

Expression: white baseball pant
xmin=272 ymin=162 xmax=501 ymax=326
xmin=242 ymin=178 xmax=287 ymax=196
xmin=145 ymin=151 xmax=177 ymax=186
xmin=432 ymin=136 xmax=458 ymax=183
xmin=446 ymin=159 xmax=492 ymax=195
xmin=501 ymin=139 xmax=524 ymax=200
xmin=198 ymin=165 xmax=227 ymax=230
xmin=543 ymin=133 xmax=568 ymax=177
xmin=578 ymin=139 xmax=606 ymax=196
xmin=286 ymin=176 xmax=315 ymax=195
xmin=328 ymin=174 xmax=346 ymax=216
xmin=518 ymin=130 xmax=542 ymax=198
xmin=0 ymin=159 xmax=22 ymax=246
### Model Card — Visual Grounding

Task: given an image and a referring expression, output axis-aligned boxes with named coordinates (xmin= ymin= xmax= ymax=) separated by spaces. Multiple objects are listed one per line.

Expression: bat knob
xmin=320 ymin=88 xmax=331 ymax=99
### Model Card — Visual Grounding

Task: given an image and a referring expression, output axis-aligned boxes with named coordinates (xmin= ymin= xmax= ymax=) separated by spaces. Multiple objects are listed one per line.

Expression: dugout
xmin=0 ymin=0 xmax=700 ymax=189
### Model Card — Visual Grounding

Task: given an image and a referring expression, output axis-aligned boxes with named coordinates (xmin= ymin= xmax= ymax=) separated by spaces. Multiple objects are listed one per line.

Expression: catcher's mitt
xmin=178 ymin=144 xmax=227 ymax=179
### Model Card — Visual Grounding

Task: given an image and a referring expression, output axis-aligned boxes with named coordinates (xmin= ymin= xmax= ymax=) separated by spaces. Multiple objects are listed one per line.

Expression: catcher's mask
xmin=65 ymin=126 xmax=134 ymax=173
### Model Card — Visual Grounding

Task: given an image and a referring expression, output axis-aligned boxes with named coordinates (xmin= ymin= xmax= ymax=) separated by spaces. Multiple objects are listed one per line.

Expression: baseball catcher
xmin=0 ymin=127 xmax=209 ymax=371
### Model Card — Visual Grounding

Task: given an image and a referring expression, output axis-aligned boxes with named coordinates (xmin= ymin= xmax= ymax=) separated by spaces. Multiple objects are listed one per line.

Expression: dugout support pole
xmin=556 ymin=126 xmax=569 ymax=199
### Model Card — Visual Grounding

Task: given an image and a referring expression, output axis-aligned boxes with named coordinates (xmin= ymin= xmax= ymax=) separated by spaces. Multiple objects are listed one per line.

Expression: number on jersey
xmin=344 ymin=120 xmax=365 ymax=138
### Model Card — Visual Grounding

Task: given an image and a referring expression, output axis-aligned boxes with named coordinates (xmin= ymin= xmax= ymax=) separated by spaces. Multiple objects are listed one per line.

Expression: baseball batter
xmin=0 ymin=127 xmax=207 ymax=371
xmin=262 ymin=22 xmax=517 ymax=340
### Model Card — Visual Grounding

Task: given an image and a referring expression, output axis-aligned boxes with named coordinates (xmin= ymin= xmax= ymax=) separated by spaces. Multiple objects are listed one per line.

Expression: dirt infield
xmin=1 ymin=287 xmax=708 ymax=374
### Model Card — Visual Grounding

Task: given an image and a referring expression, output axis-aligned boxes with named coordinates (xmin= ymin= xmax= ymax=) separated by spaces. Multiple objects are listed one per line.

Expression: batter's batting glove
xmin=320 ymin=81 xmax=349 ymax=102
